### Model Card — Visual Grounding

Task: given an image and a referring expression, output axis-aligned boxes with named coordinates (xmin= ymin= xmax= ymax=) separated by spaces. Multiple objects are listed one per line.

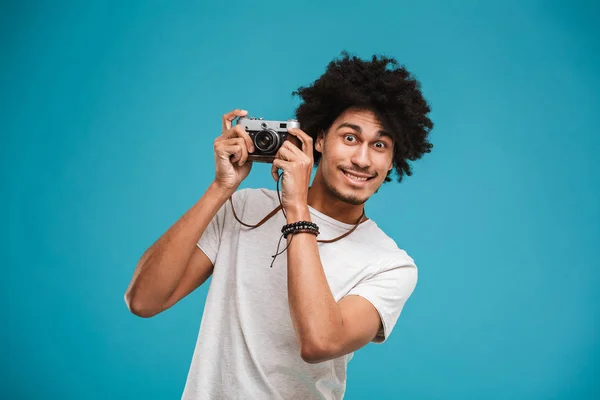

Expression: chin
xmin=341 ymin=194 xmax=369 ymax=206
xmin=326 ymin=181 xmax=373 ymax=206
xmin=336 ymin=192 xmax=368 ymax=205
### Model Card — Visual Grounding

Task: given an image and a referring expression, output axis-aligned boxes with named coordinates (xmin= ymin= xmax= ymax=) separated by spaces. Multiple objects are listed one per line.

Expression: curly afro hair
xmin=292 ymin=51 xmax=434 ymax=183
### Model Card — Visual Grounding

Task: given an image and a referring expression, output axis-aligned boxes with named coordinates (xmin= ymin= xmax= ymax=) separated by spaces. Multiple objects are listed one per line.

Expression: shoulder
xmin=364 ymin=222 xmax=417 ymax=270
xmin=229 ymin=187 xmax=281 ymax=218
xmin=232 ymin=187 xmax=279 ymax=205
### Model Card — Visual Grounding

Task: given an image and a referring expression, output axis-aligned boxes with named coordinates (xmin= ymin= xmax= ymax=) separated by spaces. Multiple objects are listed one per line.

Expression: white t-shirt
xmin=181 ymin=188 xmax=418 ymax=399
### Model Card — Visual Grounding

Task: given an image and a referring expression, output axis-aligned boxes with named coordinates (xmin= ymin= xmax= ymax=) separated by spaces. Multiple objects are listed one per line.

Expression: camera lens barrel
xmin=254 ymin=129 xmax=279 ymax=153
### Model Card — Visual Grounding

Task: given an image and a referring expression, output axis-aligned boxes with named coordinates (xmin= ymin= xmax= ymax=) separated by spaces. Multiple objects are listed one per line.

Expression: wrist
xmin=209 ymin=180 xmax=237 ymax=200
xmin=285 ymin=203 xmax=311 ymax=223
xmin=282 ymin=220 xmax=319 ymax=239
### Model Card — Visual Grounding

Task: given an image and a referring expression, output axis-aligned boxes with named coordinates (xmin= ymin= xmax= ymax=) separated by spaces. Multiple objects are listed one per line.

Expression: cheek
xmin=375 ymin=153 xmax=393 ymax=171
xmin=321 ymin=143 xmax=345 ymax=166
xmin=384 ymin=153 xmax=394 ymax=171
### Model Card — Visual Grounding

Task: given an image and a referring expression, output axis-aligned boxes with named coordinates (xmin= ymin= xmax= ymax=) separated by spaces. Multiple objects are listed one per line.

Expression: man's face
xmin=314 ymin=108 xmax=395 ymax=205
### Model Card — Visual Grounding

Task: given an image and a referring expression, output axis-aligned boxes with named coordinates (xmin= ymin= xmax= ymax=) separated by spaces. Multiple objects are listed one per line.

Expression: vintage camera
xmin=236 ymin=116 xmax=301 ymax=163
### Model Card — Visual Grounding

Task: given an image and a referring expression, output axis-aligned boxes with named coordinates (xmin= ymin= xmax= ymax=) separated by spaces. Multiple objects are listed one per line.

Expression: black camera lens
xmin=254 ymin=130 xmax=279 ymax=153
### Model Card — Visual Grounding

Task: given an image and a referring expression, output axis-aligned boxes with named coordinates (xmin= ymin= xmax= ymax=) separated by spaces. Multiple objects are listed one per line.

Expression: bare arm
xmin=124 ymin=182 xmax=233 ymax=317
xmin=273 ymin=128 xmax=382 ymax=363
xmin=124 ymin=109 xmax=255 ymax=317
xmin=284 ymin=207 xmax=381 ymax=364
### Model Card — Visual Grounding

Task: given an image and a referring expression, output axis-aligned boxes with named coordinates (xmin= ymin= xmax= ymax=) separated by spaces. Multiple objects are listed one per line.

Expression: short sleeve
xmin=346 ymin=258 xmax=418 ymax=344
xmin=196 ymin=189 xmax=247 ymax=265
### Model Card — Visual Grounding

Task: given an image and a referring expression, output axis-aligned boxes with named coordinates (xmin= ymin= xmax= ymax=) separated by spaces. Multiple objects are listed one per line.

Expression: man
xmin=125 ymin=52 xmax=434 ymax=399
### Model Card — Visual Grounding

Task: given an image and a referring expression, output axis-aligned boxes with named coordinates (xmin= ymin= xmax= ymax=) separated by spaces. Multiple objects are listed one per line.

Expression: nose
xmin=350 ymin=144 xmax=371 ymax=169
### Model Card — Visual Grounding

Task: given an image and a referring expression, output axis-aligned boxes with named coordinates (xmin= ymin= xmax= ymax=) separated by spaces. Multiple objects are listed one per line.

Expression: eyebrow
xmin=336 ymin=122 xmax=394 ymax=142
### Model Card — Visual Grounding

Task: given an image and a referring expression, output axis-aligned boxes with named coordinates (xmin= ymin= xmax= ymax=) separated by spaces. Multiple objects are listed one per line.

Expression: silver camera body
xmin=236 ymin=117 xmax=301 ymax=162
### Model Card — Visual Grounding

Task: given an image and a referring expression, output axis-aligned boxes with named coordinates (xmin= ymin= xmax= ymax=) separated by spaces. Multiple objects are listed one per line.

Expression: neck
xmin=307 ymin=175 xmax=366 ymax=225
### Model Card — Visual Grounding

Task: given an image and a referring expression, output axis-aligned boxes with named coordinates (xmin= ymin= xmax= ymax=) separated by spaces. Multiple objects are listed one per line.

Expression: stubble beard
xmin=324 ymin=171 xmax=370 ymax=206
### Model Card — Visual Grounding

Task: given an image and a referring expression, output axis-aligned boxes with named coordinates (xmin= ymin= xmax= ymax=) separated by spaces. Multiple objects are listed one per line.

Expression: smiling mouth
xmin=341 ymin=169 xmax=375 ymax=183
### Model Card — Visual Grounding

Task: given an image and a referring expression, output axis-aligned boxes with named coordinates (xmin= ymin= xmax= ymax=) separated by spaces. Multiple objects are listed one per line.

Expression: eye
xmin=344 ymin=134 xmax=357 ymax=143
xmin=374 ymin=141 xmax=387 ymax=149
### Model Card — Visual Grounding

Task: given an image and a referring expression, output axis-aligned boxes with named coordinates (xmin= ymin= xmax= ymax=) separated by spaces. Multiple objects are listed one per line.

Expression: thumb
xmin=271 ymin=163 xmax=280 ymax=182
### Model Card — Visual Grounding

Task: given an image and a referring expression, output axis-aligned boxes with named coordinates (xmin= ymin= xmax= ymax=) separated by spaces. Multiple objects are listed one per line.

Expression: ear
xmin=315 ymin=131 xmax=325 ymax=153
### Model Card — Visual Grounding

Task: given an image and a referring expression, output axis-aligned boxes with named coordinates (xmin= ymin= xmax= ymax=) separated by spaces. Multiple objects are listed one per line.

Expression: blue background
xmin=3 ymin=0 xmax=599 ymax=398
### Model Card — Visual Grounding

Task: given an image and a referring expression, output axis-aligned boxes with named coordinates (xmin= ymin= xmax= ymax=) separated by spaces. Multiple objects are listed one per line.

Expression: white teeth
xmin=343 ymin=171 xmax=369 ymax=182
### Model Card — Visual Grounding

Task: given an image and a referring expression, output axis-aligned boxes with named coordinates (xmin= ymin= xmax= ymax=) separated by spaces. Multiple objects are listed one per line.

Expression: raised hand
xmin=213 ymin=109 xmax=255 ymax=190
xmin=271 ymin=127 xmax=314 ymax=212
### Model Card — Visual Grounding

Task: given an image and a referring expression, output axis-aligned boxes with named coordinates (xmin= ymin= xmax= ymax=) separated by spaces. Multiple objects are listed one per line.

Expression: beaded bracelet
xmin=283 ymin=228 xmax=319 ymax=238
xmin=281 ymin=221 xmax=320 ymax=239
xmin=269 ymin=221 xmax=320 ymax=267
xmin=282 ymin=226 xmax=319 ymax=239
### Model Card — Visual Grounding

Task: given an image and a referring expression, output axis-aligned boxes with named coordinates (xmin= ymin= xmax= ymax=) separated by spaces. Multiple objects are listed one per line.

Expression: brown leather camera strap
xmin=228 ymin=197 xmax=365 ymax=244
xmin=229 ymin=197 xmax=282 ymax=229
xmin=317 ymin=210 xmax=364 ymax=243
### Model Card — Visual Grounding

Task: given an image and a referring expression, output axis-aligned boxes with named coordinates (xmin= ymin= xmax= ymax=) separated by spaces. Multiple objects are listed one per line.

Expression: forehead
xmin=328 ymin=108 xmax=392 ymax=141
xmin=331 ymin=108 xmax=384 ymax=130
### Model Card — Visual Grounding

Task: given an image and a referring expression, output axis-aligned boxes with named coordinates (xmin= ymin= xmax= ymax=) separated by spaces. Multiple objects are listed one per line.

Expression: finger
xmin=218 ymin=137 xmax=246 ymax=153
xmin=222 ymin=109 xmax=248 ymax=133
xmin=271 ymin=163 xmax=280 ymax=182
xmin=217 ymin=143 xmax=242 ymax=163
xmin=286 ymin=128 xmax=314 ymax=158
xmin=273 ymin=158 xmax=291 ymax=173
xmin=227 ymin=125 xmax=254 ymax=153
xmin=218 ymin=138 xmax=248 ymax=165
xmin=277 ymin=144 xmax=296 ymax=161
xmin=281 ymin=140 xmax=304 ymax=157
xmin=230 ymin=137 xmax=249 ymax=165
xmin=222 ymin=125 xmax=254 ymax=154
